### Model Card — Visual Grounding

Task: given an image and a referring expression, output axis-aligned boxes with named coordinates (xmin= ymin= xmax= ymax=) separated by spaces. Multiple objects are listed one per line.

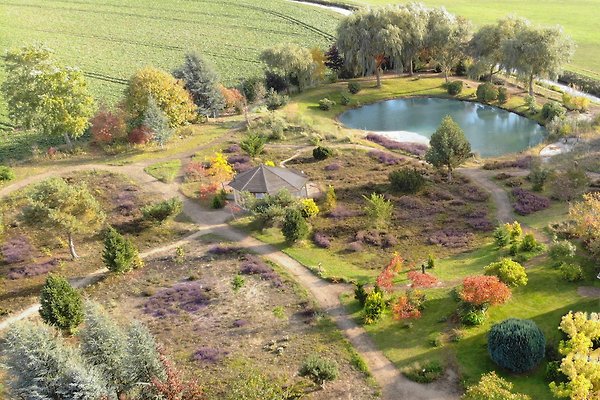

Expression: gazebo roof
xmin=229 ymin=164 xmax=308 ymax=194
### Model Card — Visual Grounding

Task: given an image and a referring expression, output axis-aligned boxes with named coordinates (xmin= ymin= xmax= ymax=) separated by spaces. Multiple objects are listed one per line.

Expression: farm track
xmin=0 ymin=146 xmax=459 ymax=400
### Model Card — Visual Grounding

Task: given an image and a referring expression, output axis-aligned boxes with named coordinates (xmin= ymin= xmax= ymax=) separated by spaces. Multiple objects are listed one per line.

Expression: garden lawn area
xmin=0 ymin=0 xmax=341 ymax=124
xmin=342 ymin=241 xmax=599 ymax=399
xmin=348 ymin=0 xmax=600 ymax=79
xmin=144 ymin=160 xmax=181 ymax=183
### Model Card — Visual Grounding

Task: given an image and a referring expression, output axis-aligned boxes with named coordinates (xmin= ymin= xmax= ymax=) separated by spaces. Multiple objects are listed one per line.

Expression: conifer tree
xmin=144 ymin=96 xmax=173 ymax=147
xmin=102 ymin=226 xmax=143 ymax=274
xmin=39 ymin=274 xmax=84 ymax=334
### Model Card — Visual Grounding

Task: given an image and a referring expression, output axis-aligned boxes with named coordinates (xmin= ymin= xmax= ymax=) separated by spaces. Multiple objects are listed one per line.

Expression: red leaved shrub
xmin=90 ymin=107 xmax=126 ymax=144
xmin=376 ymin=254 xmax=404 ymax=292
xmin=459 ymin=275 xmax=511 ymax=307
xmin=392 ymin=295 xmax=421 ymax=320
xmin=407 ymin=271 xmax=439 ymax=288
xmin=128 ymin=125 xmax=153 ymax=144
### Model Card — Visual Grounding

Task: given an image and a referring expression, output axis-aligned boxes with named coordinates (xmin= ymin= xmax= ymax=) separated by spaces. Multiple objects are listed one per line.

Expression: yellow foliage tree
xmin=570 ymin=193 xmax=600 ymax=260
xmin=124 ymin=67 xmax=196 ymax=128
xmin=207 ymin=152 xmax=234 ymax=183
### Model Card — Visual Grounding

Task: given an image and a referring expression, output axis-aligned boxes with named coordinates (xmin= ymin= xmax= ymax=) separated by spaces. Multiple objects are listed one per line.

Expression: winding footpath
xmin=0 ymin=155 xmax=458 ymax=400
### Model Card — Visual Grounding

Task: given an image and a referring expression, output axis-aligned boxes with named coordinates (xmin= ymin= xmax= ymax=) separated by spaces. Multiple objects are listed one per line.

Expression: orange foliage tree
xmin=393 ymin=294 xmax=421 ymax=320
xmin=376 ymin=254 xmax=404 ymax=293
xmin=407 ymin=271 xmax=439 ymax=288
xmin=459 ymin=275 xmax=511 ymax=307
xmin=219 ymin=85 xmax=244 ymax=114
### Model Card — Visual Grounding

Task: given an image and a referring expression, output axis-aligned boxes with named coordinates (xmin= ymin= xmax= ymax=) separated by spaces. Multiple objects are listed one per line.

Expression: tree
xmin=324 ymin=44 xmax=345 ymax=72
xmin=363 ymin=193 xmax=394 ymax=229
xmin=488 ymin=318 xmax=546 ymax=373
xmin=570 ymin=192 xmax=600 ymax=261
xmin=484 ymin=258 xmax=528 ymax=287
xmin=503 ymin=24 xmax=575 ymax=95
xmin=459 ymin=275 xmax=511 ymax=307
xmin=39 ymin=274 xmax=84 ymax=334
xmin=393 ymin=3 xmax=429 ymax=75
xmin=425 ymin=116 xmax=471 ymax=180
xmin=462 ymin=372 xmax=531 ymax=400
xmin=124 ymin=67 xmax=196 ymax=128
xmin=102 ymin=226 xmax=143 ymax=274
xmin=3 ymin=321 xmax=112 ymax=400
xmin=260 ymin=43 xmax=316 ymax=91
xmin=124 ymin=322 xmax=166 ymax=397
xmin=1 ymin=44 xmax=95 ymax=148
xmin=324 ymin=185 xmax=337 ymax=212
xmin=310 ymin=48 xmax=327 ymax=82
xmin=144 ymin=96 xmax=173 ymax=147
xmin=469 ymin=16 xmax=529 ymax=81
xmin=22 ymin=178 xmax=105 ymax=259
xmin=337 ymin=8 xmax=403 ymax=88
xmin=426 ymin=8 xmax=472 ymax=82
xmin=172 ymin=52 xmax=225 ymax=118
xmin=282 ymin=208 xmax=309 ymax=243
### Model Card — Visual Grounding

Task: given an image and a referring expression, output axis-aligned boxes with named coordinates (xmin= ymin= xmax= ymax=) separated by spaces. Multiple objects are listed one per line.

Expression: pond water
xmin=339 ymin=97 xmax=546 ymax=157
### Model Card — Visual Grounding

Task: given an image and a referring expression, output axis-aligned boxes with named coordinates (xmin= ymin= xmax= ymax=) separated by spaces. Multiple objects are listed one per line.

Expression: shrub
xmin=368 ymin=150 xmax=402 ymax=165
xmin=354 ymin=283 xmax=368 ymax=307
xmin=462 ymin=371 xmax=532 ymax=400
xmin=488 ymin=318 xmax=546 ymax=373
xmin=348 ymin=81 xmax=361 ymax=94
xmin=524 ymin=95 xmax=538 ymax=113
xmin=299 ymin=355 xmax=338 ymax=387
xmin=550 ymin=167 xmax=590 ymax=201
xmin=529 ymin=165 xmax=551 ymax=192
xmin=128 ymin=125 xmax=153 ymax=145
xmin=365 ymin=134 xmax=428 ymax=156
xmin=0 ymin=165 xmax=15 ymax=182
xmin=102 ymin=226 xmax=143 ymax=274
xmin=446 ymin=80 xmax=463 ymax=95
xmin=484 ymin=258 xmax=528 ymax=287
xmin=460 ymin=276 xmax=511 ymax=307
xmin=497 ymin=87 xmax=509 ymax=104
xmin=460 ymin=307 xmax=486 ymax=326
xmin=240 ymin=133 xmax=267 ymax=157
xmin=363 ymin=287 xmax=386 ymax=324
xmin=476 ymin=83 xmax=499 ymax=103
xmin=265 ymin=88 xmax=289 ymax=110
xmin=402 ymin=360 xmax=444 ymax=383
xmin=519 ymin=233 xmax=544 ymax=252
xmin=541 ymin=101 xmax=567 ymax=121
xmin=512 ymin=188 xmax=550 ymax=216
xmin=141 ymin=198 xmax=183 ymax=224
xmin=340 ymin=93 xmax=350 ymax=105
xmin=559 ymin=262 xmax=583 ymax=282
xmin=39 ymin=274 xmax=84 ymax=334
xmin=299 ymin=198 xmax=319 ymax=219
xmin=549 ymin=240 xmax=576 ymax=264
xmin=313 ymin=146 xmax=334 ymax=160
xmin=90 ymin=107 xmax=127 ymax=144
xmin=313 ymin=232 xmax=331 ymax=249
xmin=493 ymin=225 xmax=510 ymax=247
xmin=231 ymin=274 xmax=245 ymax=292
xmin=281 ymin=208 xmax=309 ymax=243
xmin=407 ymin=271 xmax=439 ymax=288
xmin=363 ymin=193 xmax=393 ymax=229
xmin=389 ymin=167 xmax=425 ymax=193
xmin=211 ymin=190 xmax=227 ymax=209
xmin=562 ymin=92 xmax=590 ymax=112
xmin=393 ymin=293 xmax=422 ymax=320
xmin=318 ymin=98 xmax=336 ymax=111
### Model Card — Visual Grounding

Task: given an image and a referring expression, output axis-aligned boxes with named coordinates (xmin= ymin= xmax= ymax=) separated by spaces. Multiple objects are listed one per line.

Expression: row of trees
xmin=336 ymin=5 xmax=574 ymax=93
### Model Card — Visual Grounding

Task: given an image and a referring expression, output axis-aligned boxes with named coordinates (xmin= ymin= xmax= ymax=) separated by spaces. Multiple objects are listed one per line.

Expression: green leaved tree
xmin=425 ymin=116 xmax=471 ymax=180
xmin=21 ymin=177 xmax=106 ymax=259
xmin=39 ymin=274 xmax=84 ymax=334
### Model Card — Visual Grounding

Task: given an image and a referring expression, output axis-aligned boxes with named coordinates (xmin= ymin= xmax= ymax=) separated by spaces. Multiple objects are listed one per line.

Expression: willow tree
xmin=260 ymin=43 xmax=316 ymax=92
xmin=426 ymin=8 xmax=472 ymax=82
xmin=391 ymin=3 xmax=429 ymax=76
xmin=337 ymin=7 xmax=403 ymax=88
xmin=503 ymin=25 xmax=575 ymax=95
xmin=470 ymin=16 xmax=529 ymax=81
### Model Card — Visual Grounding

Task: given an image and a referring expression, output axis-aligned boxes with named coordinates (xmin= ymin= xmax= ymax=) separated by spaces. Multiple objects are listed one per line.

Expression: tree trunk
xmin=444 ymin=68 xmax=449 ymax=83
xmin=447 ymin=167 xmax=453 ymax=182
xmin=421 ymin=263 xmax=425 ymax=274
xmin=528 ymin=75 xmax=534 ymax=96
xmin=68 ymin=232 xmax=79 ymax=260
xmin=375 ymin=67 xmax=382 ymax=88
xmin=63 ymin=132 xmax=73 ymax=151
xmin=408 ymin=58 xmax=414 ymax=76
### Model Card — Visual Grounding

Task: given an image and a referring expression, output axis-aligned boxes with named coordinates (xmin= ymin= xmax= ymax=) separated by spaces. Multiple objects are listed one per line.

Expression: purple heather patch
xmin=143 ymin=281 xmax=211 ymax=318
xmin=368 ymin=150 xmax=403 ymax=165
xmin=7 ymin=260 xmax=58 ymax=280
xmin=428 ymin=229 xmax=473 ymax=248
xmin=366 ymin=134 xmax=428 ymax=156
xmin=324 ymin=162 xmax=341 ymax=171
xmin=1 ymin=235 xmax=34 ymax=264
xmin=313 ymin=232 xmax=331 ymax=249
xmin=207 ymin=245 xmax=243 ymax=255
xmin=512 ymin=188 xmax=550 ymax=215
xmin=327 ymin=206 xmax=360 ymax=219
xmin=192 ymin=346 xmax=228 ymax=364
xmin=240 ymin=255 xmax=282 ymax=287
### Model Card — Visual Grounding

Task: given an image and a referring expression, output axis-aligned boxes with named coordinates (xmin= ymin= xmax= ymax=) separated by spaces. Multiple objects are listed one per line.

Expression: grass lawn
xmin=347 ymin=0 xmax=600 ymax=79
xmin=144 ymin=159 xmax=181 ymax=183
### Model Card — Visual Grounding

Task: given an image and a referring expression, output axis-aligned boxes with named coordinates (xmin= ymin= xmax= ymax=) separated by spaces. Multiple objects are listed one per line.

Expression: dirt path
xmin=0 ymin=160 xmax=459 ymax=400
xmin=458 ymin=168 xmax=516 ymax=224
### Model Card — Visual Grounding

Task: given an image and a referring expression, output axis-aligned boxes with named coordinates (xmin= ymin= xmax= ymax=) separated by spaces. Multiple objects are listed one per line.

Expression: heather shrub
xmin=141 ymin=198 xmax=182 ymax=224
xmin=240 ymin=255 xmax=281 ymax=286
xmin=476 ymin=82 xmax=499 ymax=103
xmin=541 ymin=101 xmax=566 ymax=121
xmin=365 ymin=134 xmax=428 ymax=156
xmin=102 ymin=226 xmax=143 ymax=274
xmin=389 ymin=167 xmax=425 ymax=194
xmin=0 ymin=165 xmax=15 ymax=182
xmin=193 ymin=347 xmax=228 ymax=364
xmin=348 ymin=82 xmax=361 ymax=94
xmin=282 ymin=208 xmax=309 ymax=243
xmin=327 ymin=205 xmax=358 ymax=219
xmin=446 ymin=80 xmax=463 ymax=95
xmin=559 ymin=262 xmax=583 ymax=282
xmin=488 ymin=318 xmax=545 ymax=373
xmin=39 ymin=274 xmax=84 ymax=334
xmin=1 ymin=235 xmax=33 ymax=264
xmin=428 ymin=229 xmax=472 ymax=248
xmin=207 ymin=244 xmax=242 ymax=255
xmin=313 ymin=232 xmax=331 ymax=249
xmin=313 ymin=146 xmax=334 ymax=160
xmin=368 ymin=150 xmax=402 ymax=165
xmin=7 ymin=260 xmax=58 ymax=280
xmin=324 ymin=162 xmax=340 ymax=171
xmin=483 ymin=157 xmax=532 ymax=170
xmin=299 ymin=355 xmax=339 ymax=387
xmin=318 ymin=98 xmax=336 ymax=111
xmin=484 ymin=258 xmax=528 ymax=287
xmin=143 ymin=281 xmax=211 ymax=318
xmin=512 ymin=188 xmax=550 ymax=216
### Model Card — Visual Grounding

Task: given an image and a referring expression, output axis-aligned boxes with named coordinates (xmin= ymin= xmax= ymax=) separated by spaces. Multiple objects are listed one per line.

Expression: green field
xmin=0 ymin=0 xmax=341 ymax=123
xmin=349 ymin=0 xmax=600 ymax=79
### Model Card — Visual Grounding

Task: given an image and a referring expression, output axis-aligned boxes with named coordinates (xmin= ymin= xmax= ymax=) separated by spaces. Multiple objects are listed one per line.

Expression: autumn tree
xmin=173 ymin=52 xmax=225 ymax=118
xmin=90 ymin=106 xmax=127 ymax=144
xmin=124 ymin=67 xmax=196 ymax=128
xmin=459 ymin=275 xmax=511 ymax=307
xmin=22 ymin=178 xmax=105 ymax=259
xmin=1 ymin=44 xmax=95 ymax=148
xmin=324 ymin=44 xmax=344 ymax=72
xmin=503 ymin=24 xmax=575 ymax=95
xmin=260 ymin=43 xmax=316 ymax=91
xmin=337 ymin=8 xmax=403 ymax=88
xmin=426 ymin=8 xmax=472 ymax=82
xmin=570 ymin=192 xmax=600 ymax=260
xmin=425 ymin=116 xmax=472 ymax=180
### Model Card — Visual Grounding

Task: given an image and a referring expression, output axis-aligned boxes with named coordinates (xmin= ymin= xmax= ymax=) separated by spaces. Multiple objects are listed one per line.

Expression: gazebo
xmin=229 ymin=164 xmax=309 ymax=207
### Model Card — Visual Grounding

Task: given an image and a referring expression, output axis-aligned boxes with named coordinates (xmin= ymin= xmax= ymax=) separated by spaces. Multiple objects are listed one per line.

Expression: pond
xmin=338 ymin=97 xmax=546 ymax=157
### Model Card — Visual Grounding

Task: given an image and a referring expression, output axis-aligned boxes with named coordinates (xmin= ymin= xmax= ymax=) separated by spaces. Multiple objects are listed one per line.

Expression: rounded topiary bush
xmin=541 ymin=101 xmax=567 ymax=121
xmin=313 ymin=146 xmax=334 ymax=160
xmin=488 ymin=318 xmax=545 ymax=373
xmin=446 ymin=80 xmax=463 ymax=96
xmin=476 ymin=82 xmax=499 ymax=103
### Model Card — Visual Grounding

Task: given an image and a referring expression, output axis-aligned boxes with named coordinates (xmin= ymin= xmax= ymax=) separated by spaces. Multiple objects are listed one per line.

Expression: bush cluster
xmin=141 ymin=197 xmax=183 ymax=224
xmin=559 ymin=262 xmax=583 ymax=282
xmin=389 ymin=167 xmax=425 ymax=193
xmin=484 ymin=258 xmax=528 ymax=287
xmin=512 ymin=188 xmax=550 ymax=216
xmin=318 ymin=98 xmax=336 ymax=111
xmin=299 ymin=355 xmax=339 ymax=386
xmin=313 ymin=146 xmax=334 ymax=160
xmin=476 ymin=83 xmax=499 ymax=103
xmin=102 ymin=226 xmax=143 ymax=273
xmin=446 ymin=80 xmax=463 ymax=95
xmin=541 ymin=101 xmax=567 ymax=121
xmin=0 ymin=165 xmax=15 ymax=182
